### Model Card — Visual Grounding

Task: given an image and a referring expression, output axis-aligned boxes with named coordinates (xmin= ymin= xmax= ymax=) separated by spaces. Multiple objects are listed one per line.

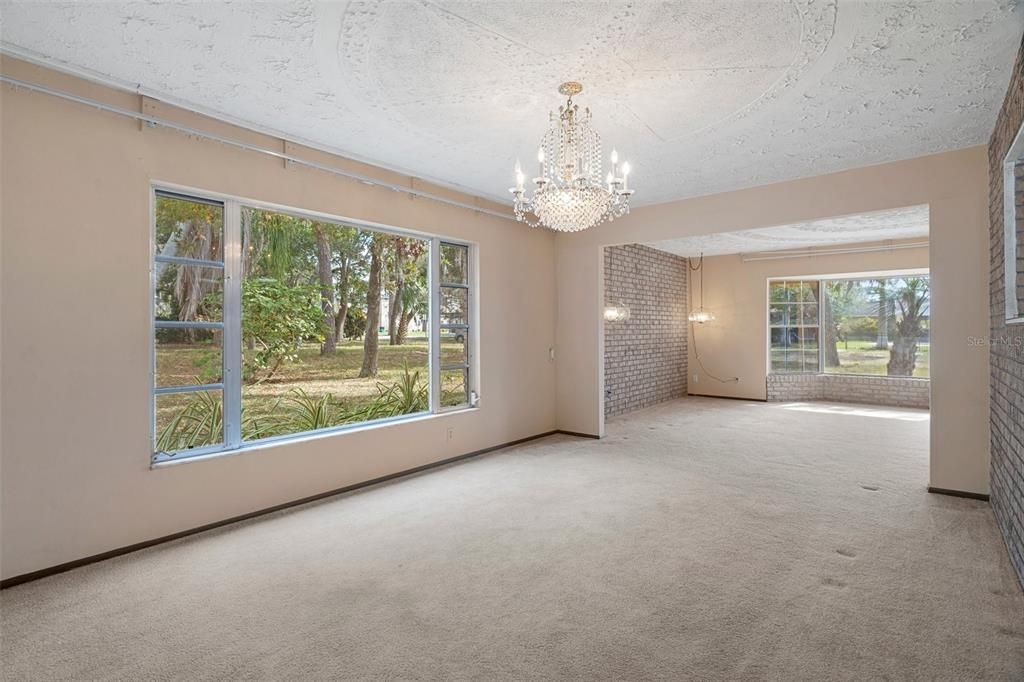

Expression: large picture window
xmin=152 ymin=188 xmax=475 ymax=463
xmin=822 ymin=276 xmax=929 ymax=377
xmin=768 ymin=275 xmax=930 ymax=378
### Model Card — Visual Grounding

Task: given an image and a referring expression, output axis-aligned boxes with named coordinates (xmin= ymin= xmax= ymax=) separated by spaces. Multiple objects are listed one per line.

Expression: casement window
xmin=151 ymin=187 xmax=476 ymax=464
xmin=768 ymin=280 xmax=820 ymax=373
xmin=437 ymin=242 xmax=472 ymax=407
xmin=1002 ymin=123 xmax=1024 ymax=324
xmin=768 ymin=275 xmax=930 ymax=378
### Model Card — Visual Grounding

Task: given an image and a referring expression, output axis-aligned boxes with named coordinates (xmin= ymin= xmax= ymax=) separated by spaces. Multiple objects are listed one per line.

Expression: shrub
xmin=156 ymin=364 xmax=429 ymax=454
xmin=242 ymin=278 xmax=324 ymax=382
xmin=263 ymin=389 xmax=340 ymax=435
xmin=344 ymin=308 xmax=367 ymax=340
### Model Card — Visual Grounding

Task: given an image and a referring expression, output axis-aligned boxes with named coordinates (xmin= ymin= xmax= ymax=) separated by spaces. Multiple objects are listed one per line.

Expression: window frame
xmin=766 ymin=273 xmax=931 ymax=378
xmin=1001 ymin=120 xmax=1024 ymax=325
xmin=149 ymin=182 xmax=478 ymax=466
xmin=434 ymin=241 xmax=475 ymax=412
xmin=767 ymin=279 xmax=821 ymax=374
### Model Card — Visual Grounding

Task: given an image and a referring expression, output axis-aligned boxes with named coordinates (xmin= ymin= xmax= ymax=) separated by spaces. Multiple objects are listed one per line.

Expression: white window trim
xmin=1002 ymin=120 xmax=1024 ymax=324
xmin=149 ymin=182 xmax=479 ymax=467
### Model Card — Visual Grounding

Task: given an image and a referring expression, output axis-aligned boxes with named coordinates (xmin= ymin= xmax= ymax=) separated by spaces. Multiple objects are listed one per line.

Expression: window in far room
xmin=768 ymin=280 xmax=820 ymax=373
xmin=821 ymin=276 xmax=930 ymax=378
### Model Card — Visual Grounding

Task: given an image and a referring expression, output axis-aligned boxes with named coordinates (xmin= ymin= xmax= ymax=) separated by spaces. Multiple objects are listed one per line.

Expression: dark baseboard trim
xmin=555 ymin=429 xmax=601 ymax=439
xmin=687 ymin=393 xmax=767 ymax=403
xmin=928 ymin=486 xmax=990 ymax=502
xmin=1 ymin=428 xmax=578 ymax=590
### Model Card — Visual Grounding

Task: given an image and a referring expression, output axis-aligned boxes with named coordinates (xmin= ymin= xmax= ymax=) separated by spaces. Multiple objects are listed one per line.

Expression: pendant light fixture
xmin=688 ymin=253 xmax=715 ymax=324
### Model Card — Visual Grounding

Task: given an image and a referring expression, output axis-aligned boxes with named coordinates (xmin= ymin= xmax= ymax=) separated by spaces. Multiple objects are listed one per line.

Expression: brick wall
xmin=603 ymin=244 xmax=688 ymax=417
xmin=988 ymin=35 xmax=1024 ymax=588
xmin=766 ymin=374 xmax=929 ymax=410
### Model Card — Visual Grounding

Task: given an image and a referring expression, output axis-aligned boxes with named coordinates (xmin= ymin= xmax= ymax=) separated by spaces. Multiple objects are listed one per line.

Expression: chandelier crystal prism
xmin=509 ymin=82 xmax=634 ymax=232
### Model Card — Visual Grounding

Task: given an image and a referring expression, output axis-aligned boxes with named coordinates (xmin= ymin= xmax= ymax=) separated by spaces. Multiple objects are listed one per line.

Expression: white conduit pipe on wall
xmin=0 ymin=74 xmax=514 ymax=222
xmin=741 ymin=240 xmax=929 ymax=262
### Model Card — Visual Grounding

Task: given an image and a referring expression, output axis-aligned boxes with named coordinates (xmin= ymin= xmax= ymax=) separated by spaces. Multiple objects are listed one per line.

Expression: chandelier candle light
xmin=510 ymin=82 xmax=634 ymax=232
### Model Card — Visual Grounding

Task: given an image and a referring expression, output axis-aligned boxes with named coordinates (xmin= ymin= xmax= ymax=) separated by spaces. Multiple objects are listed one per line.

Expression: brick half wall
xmin=767 ymin=374 xmax=930 ymax=410
xmin=603 ymin=244 xmax=688 ymax=417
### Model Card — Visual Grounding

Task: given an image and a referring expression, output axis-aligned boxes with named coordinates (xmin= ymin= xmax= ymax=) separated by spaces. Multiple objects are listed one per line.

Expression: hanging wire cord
xmin=688 ymin=254 xmax=739 ymax=384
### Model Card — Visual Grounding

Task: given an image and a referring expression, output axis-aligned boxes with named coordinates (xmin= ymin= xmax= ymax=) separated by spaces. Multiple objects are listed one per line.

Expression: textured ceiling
xmin=1 ymin=2 xmax=1022 ymax=206
xmin=644 ymin=205 xmax=929 ymax=257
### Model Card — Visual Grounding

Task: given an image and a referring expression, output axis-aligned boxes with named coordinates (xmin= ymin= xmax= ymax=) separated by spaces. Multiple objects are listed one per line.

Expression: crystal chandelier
xmin=510 ymin=82 xmax=634 ymax=232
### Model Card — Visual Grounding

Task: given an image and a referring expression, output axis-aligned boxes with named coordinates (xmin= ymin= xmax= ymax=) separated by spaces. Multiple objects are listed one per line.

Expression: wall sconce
xmin=603 ymin=305 xmax=631 ymax=322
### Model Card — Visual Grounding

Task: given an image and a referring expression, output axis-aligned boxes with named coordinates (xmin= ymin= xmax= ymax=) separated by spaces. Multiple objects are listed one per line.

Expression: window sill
xmin=151 ymin=405 xmax=479 ymax=469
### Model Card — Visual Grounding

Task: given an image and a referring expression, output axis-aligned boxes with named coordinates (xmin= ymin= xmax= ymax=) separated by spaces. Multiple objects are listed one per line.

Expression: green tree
xmin=155 ymin=196 xmax=223 ymax=340
xmin=822 ymin=280 xmax=859 ymax=368
xmin=387 ymin=237 xmax=428 ymax=345
xmin=874 ymin=279 xmax=890 ymax=349
xmin=886 ymin=277 xmax=929 ymax=376
xmin=398 ymin=269 xmax=428 ymax=343
xmin=313 ymin=222 xmax=337 ymax=356
xmin=332 ymin=227 xmax=369 ymax=342
xmin=241 ymin=278 xmax=324 ymax=382
xmin=359 ymin=235 xmax=385 ymax=377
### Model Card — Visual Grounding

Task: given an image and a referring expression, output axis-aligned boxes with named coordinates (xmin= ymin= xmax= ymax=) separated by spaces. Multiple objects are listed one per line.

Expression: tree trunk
xmin=314 ymin=225 xmax=336 ymax=356
xmin=389 ymin=247 xmax=405 ymax=346
xmin=887 ymin=336 xmax=918 ymax=376
xmin=398 ymin=304 xmax=414 ymax=345
xmin=822 ymin=287 xmax=840 ymax=368
xmin=875 ymin=280 xmax=889 ymax=350
xmin=335 ymin=304 xmax=349 ymax=341
xmin=334 ymin=258 xmax=350 ymax=341
xmin=359 ymin=237 xmax=384 ymax=377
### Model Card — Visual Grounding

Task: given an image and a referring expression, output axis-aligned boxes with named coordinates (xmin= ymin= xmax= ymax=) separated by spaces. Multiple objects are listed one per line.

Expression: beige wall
xmin=0 ymin=55 xmax=996 ymax=579
xmin=556 ymin=148 xmax=991 ymax=495
xmin=0 ymin=58 xmax=557 ymax=579
xmin=687 ymin=241 xmax=929 ymax=401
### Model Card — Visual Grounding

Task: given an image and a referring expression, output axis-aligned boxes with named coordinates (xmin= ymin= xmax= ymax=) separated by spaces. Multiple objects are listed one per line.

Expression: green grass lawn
xmin=156 ymin=334 xmax=467 ymax=447
xmin=827 ymin=340 xmax=929 ymax=378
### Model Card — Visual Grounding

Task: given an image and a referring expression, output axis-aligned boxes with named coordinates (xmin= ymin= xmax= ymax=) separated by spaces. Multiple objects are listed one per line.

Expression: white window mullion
xmin=223 ymin=200 xmax=243 ymax=448
xmin=429 ymin=237 xmax=442 ymax=414
xmin=468 ymin=243 xmax=478 ymax=407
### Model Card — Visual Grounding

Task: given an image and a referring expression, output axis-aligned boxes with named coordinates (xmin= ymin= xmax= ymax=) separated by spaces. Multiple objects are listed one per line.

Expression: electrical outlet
xmin=693 ymin=373 xmax=699 ymax=384
xmin=446 ymin=427 xmax=454 ymax=441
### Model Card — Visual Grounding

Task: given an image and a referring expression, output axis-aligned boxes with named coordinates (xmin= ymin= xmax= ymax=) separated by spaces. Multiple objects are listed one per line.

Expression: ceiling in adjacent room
xmin=644 ymin=205 xmax=929 ymax=257
xmin=1 ymin=2 xmax=1021 ymax=206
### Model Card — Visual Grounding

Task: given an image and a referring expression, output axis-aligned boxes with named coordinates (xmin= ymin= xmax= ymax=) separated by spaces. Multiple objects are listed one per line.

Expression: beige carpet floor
xmin=2 ymin=398 xmax=1023 ymax=681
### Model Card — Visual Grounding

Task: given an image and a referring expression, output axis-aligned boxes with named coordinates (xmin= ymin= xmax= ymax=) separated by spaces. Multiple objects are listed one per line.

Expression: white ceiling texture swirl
xmin=1 ymin=1 xmax=1021 ymax=209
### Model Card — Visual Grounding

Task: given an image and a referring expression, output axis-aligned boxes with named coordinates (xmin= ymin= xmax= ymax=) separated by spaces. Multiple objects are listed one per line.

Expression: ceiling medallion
xmin=509 ymin=82 xmax=634 ymax=232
